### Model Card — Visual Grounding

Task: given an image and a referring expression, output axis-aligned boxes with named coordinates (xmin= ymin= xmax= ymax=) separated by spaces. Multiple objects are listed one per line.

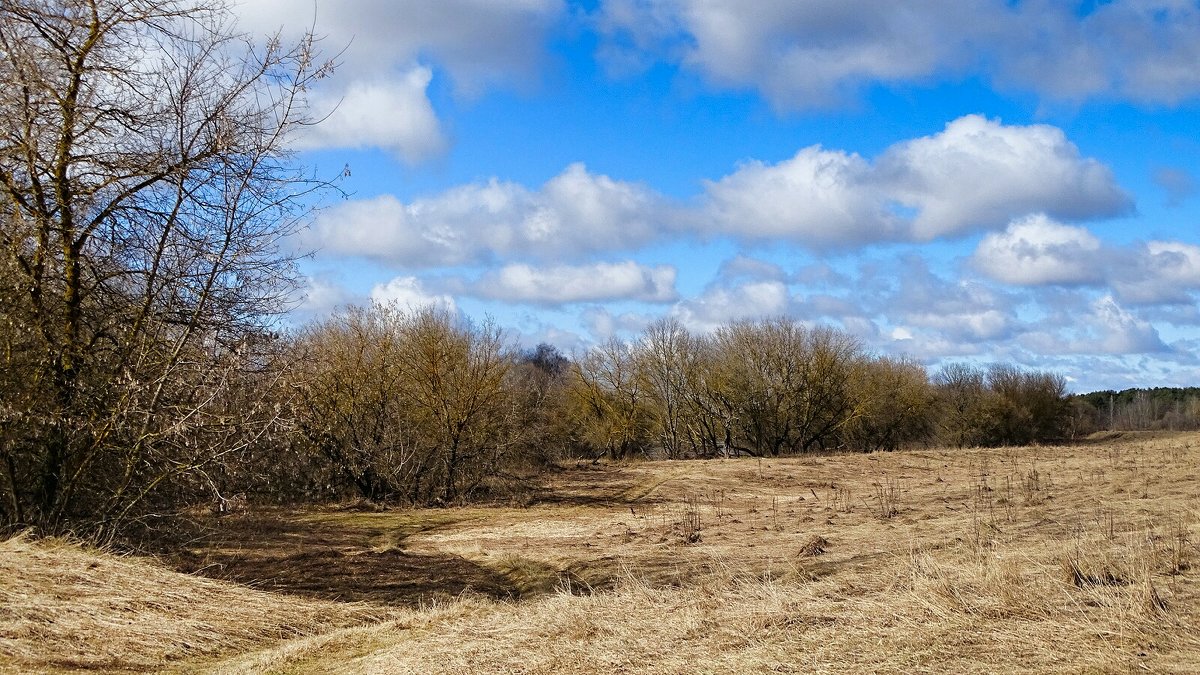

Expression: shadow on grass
xmin=166 ymin=511 xmax=517 ymax=606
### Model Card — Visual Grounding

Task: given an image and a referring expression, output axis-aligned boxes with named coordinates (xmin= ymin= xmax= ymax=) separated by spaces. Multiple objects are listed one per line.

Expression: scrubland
xmin=4 ymin=432 xmax=1200 ymax=673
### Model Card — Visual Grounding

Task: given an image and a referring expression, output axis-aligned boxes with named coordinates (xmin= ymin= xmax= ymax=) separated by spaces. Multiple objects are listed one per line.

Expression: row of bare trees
xmin=563 ymin=318 xmax=1068 ymax=461
xmin=196 ymin=307 xmax=1067 ymax=509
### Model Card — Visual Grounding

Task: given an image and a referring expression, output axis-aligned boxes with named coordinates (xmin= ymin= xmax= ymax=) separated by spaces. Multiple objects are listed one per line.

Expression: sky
xmin=233 ymin=0 xmax=1200 ymax=393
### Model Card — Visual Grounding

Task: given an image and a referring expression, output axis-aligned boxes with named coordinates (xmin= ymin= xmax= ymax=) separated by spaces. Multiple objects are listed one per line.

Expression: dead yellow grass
xmin=6 ymin=433 xmax=1200 ymax=673
xmin=0 ymin=534 xmax=389 ymax=673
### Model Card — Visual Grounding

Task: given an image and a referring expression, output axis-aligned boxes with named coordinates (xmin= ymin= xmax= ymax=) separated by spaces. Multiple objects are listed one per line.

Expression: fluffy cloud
xmin=295 ymin=69 xmax=446 ymax=163
xmin=903 ymin=308 xmax=1012 ymax=344
xmin=595 ymin=1 xmax=1200 ymax=107
xmin=1021 ymin=296 xmax=1169 ymax=356
xmin=875 ymin=256 xmax=1018 ymax=344
xmin=670 ymin=280 xmax=791 ymax=333
xmin=1089 ymin=296 xmax=1170 ymax=354
xmin=880 ymin=116 xmax=1130 ymax=239
xmin=1114 ymin=241 xmax=1200 ymax=305
xmin=1145 ymin=241 xmax=1200 ymax=286
xmin=995 ymin=1 xmax=1200 ymax=104
xmin=308 ymin=114 xmax=1132 ymax=265
xmin=703 ymin=116 xmax=1128 ymax=247
xmin=234 ymin=0 xmax=563 ymax=158
xmin=237 ymin=0 xmax=561 ymax=89
xmin=470 ymin=261 xmax=678 ymax=304
xmin=969 ymin=215 xmax=1200 ymax=306
xmin=972 ymin=215 xmax=1105 ymax=286
xmin=307 ymin=163 xmax=669 ymax=266
xmin=704 ymin=147 xmax=897 ymax=247
xmin=293 ymin=274 xmax=360 ymax=320
xmin=370 ymin=276 xmax=457 ymax=313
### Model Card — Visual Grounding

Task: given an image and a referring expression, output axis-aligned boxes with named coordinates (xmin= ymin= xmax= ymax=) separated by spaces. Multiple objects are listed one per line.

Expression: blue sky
xmin=236 ymin=0 xmax=1200 ymax=392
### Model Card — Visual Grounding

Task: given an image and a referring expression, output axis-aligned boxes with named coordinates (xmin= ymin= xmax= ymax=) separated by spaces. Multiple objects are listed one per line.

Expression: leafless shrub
xmin=288 ymin=305 xmax=520 ymax=505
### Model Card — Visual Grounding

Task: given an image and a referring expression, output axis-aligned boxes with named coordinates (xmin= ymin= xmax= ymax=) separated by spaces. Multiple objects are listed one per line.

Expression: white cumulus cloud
xmin=969 ymin=218 xmax=1200 ymax=306
xmin=972 ymin=215 xmax=1105 ymax=286
xmin=471 ymin=261 xmax=678 ymax=304
xmin=1113 ymin=241 xmax=1200 ymax=305
xmin=307 ymin=163 xmax=671 ymax=265
xmin=308 ymin=117 xmax=1129 ymax=260
xmin=703 ymin=147 xmax=896 ymax=247
xmin=296 ymin=69 xmax=446 ymax=163
xmin=1087 ymin=296 xmax=1168 ymax=354
xmin=237 ymin=0 xmax=562 ymax=89
xmin=880 ymin=116 xmax=1130 ymax=239
xmin=233 ymin=0 xmax=564 ymax=158
xmin=670 ymin=280 xmax=791 ymax=333
xmin=703 ymin=115 xmax=1129 ymax=247
xmin=370 ymin=276 xmax=457 ymax=313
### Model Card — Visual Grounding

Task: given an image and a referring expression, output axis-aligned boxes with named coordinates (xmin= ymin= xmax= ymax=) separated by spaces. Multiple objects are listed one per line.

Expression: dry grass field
xmin=4 ymin=432 xmax=1200 ymax=673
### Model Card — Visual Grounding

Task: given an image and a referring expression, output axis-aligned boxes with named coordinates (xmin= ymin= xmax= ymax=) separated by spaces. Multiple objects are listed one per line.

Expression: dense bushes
xmin=275 ymin=307 xmax=1075 ymax=503
xmin=287 ymin=306 xmax=523 ymax=504
xmin=933 ymin=364 xmax=1068 ymax=447
xmin=564 ymin=316 xmax=1070 ymax=460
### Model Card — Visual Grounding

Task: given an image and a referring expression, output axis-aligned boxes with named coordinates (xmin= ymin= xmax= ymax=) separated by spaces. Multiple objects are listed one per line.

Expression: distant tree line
xmin=559 ymin=318 xmax=1069 ymax=459
xmin=251 ymin=310 xmax=1072 ymax=511
xmin=1069 ymin=388 xmax=1200 ymax=434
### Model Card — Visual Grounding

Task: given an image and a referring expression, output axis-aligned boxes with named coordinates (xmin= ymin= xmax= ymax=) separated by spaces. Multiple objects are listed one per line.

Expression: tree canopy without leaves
xmin=289 ymin=305 xmax=519 ymax=505
xmin=0 ymin=0 xmax=330 ymax=535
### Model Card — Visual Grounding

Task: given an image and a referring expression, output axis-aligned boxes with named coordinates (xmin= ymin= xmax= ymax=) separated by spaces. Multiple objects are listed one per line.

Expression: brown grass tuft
xmin=798 ymin=535 xmax=829 ymax=557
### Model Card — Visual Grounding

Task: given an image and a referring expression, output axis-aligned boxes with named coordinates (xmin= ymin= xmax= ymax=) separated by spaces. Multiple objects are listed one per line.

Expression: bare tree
xmin=0 ymin=0 xmax=331 ymax=535
xmin=705 ymin=319 xmax=862 ymax=456
xmin=508 ymin=343 xmax=574 ymax=466
xmin=569 ymin=337 xmax=652 ymax=460
xmin=289 ymin=304 xmax=416 ymax=502
xmin=290 ymin=305 xmax=518 ymax=505
xmin=636 ymin=318 xmax=695 ymax=459
xmin=393 ymin=308 xmax=515 ymax=503
xmin=934 ymin=363 xmax=1068 ymax=447
xmin=934 ymin=363 xmax=988 ymax=447
xmin=845 ymin=356 xmax=936 ymax=452
xmin=984 ymin=364 xmax=1068 ymax=445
